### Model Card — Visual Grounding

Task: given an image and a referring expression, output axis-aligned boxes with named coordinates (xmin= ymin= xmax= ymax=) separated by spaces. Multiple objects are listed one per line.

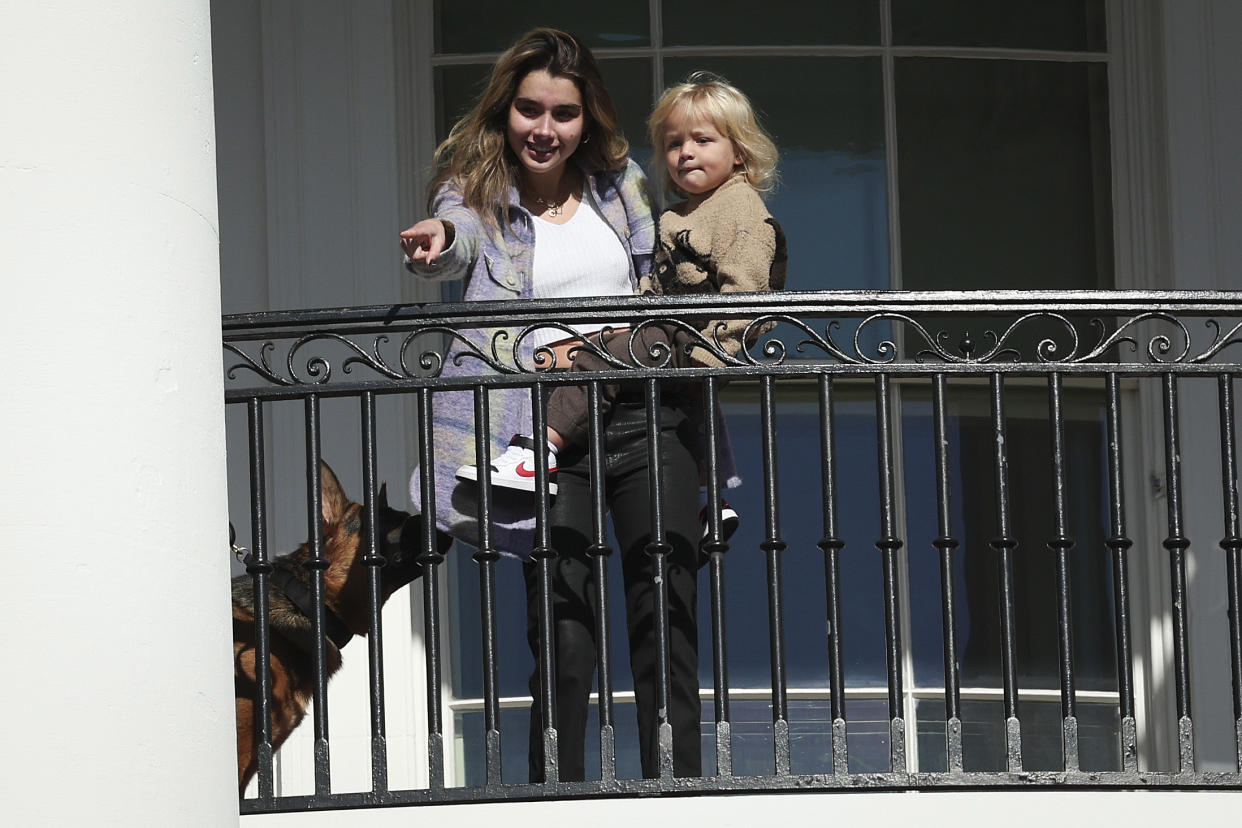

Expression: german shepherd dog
xmin=233 ymin=462 xmax=448 ymax=791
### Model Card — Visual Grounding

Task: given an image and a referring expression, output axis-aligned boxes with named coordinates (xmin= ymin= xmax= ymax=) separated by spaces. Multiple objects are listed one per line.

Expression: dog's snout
xmin=396 ymin=515 xmax=426 ymax=566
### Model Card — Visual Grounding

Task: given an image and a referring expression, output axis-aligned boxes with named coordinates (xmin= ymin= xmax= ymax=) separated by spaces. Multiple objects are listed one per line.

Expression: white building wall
xmin=1 ymin=1 xmax=237 ymax=826
xmin=240 ymin=789 xmax=1240 ymax=827
xmin=1157 ymin=0 xmax=1242 ymax=771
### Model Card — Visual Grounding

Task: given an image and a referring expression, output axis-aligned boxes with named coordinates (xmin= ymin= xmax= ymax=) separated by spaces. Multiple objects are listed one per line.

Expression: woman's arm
xmin=400 ymin=183 xmax=483 ymax=283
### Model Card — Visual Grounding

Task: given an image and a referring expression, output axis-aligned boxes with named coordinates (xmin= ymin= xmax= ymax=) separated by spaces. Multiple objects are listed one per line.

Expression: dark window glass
xmin=892 ymin=0 xmax=1107 ymax=51
xmin=597 ymin=58 xmax=654 ymax=157
xmin=456 ymin=705 xmax=654 ymax=783
xmin=662 ymin=0 xmax=878 ymax=47
xmin=435 ymin=0 xmax=648 ymax=54
xmin=903 ymin=385 xmax=1119 ymax=694
xmin=917 ymin=699 xmax=1121 ymax=772
xmin=434 ymin=64 xmax=491 ymax=144
xmin=719 ymin=388 xmax=889 ymax=688
xmin=703 ymin=698 xmax=898 ymax=775
xmin=896 ymin=58 xmax=1113 ymax=292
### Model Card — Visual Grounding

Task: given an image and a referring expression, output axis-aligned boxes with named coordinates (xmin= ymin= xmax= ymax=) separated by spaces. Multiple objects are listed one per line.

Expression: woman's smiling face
xmin=507 ymin=69 xmax=586 ymax=182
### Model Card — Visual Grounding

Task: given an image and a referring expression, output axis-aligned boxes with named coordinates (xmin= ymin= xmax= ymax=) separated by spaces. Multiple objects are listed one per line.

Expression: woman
xmin=399 ymin=28 xmax=703 ymax=781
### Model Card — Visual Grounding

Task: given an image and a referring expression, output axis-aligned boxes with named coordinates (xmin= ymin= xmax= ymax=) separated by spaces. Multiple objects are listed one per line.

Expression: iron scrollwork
xmin=223 ymin=301 xmax=1242 ymax=389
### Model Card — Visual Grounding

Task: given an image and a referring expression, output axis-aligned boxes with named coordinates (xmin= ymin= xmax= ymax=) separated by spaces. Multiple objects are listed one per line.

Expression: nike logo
xmin=515 ymin=461 xmax=557 ymax=478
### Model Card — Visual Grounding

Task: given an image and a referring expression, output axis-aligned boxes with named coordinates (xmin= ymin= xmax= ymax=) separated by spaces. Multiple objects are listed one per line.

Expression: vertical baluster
xmin=818 ymin=375 xmax=848 ymax=776
xmin=643 ymin=378 xmax=676 ymax=779
xmin=303 ymin=394 xmax=332 ymax=795
xmin=760 ymin=375 xmax=791 ymax=775
xmin=931 ymin=375 xmax=963 ymax=773
xmin=1047 ymin=373 xmax=1079 ymax=771
xmin=471 ymin=387 xmax=503 ymax=787
xmin=1104 ymin=374 xmax=1138 ymax=772
xmin=989 ymin=373 xmax=1023 ymax=773
xmin=1161 ymin=373 xmax=1195 ymax=772
xmin=246 ymin=398 xmax=276 ymax=799
xmin=416 ymin=388 xmax=445 ymax=789
xmin=586 ymin=380 xmax=618 ymax=781
xmin=875 ymin=374 xmax=906 ymax=772
xmin=359 ymin=392 xmax=389 ymax=793
xmin=1218 ymin=374 xmax=1242 ymax=771
xmin=529 ymin=382 xmax=559 ymax=784
xmin=702 ymin=376 xmax=733 ymax=776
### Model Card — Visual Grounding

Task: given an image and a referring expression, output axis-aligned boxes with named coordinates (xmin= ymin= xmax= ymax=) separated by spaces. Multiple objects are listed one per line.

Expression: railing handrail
xmin=222 ymin=288 xmax=1242 ymax=337
xmin=222 ymin=289 xmax=1242 ymax=402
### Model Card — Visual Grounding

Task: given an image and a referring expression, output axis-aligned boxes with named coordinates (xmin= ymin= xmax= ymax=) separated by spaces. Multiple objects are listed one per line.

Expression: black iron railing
xmin=224 ymin=290 xmax=1242 ymax=813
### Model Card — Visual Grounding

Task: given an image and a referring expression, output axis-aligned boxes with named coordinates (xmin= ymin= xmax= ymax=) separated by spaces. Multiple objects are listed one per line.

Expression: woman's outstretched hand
xmin=400 ymin=218 xmax=449 ymax=265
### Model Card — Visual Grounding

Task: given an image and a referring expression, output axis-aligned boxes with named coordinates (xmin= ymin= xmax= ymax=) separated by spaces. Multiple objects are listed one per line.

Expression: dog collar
xmin=247 ymin=553 xmax=355 ymax=651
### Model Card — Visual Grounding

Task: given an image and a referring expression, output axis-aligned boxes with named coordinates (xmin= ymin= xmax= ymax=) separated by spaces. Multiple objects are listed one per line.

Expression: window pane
xmin=665 ymin=57 xmax=889 ymax=292
xmin=434 ymin=64 xmax=491 ymax=143
xmin=435 ymin=0 xmax=649 ymax=54
xmin=916 ymin=698 xmax=1120 ymax=772
xmin=844 ymin=698 xmax=899 ymax=773
xmin=896 ymin=58 xmax=1113 ymax=291
xmin=719 ymin=387 xmax=889 ymax=688
xmin=456 ymin=704 xmax=654 ymax=784
xmin=597 ymin=58 xmax=653 ymax=160
xmin=704 ymin=698 xmax=895 ymax=776
xmin=663 ymin=0 xmax=878 ymax=47
xmin=448 ymin=547 xmax=532 ymax=703
xmin=892 ymin=0 xmax=1106 ymax=51
xmin=902 ymin=385 xmax=1118 ymax=693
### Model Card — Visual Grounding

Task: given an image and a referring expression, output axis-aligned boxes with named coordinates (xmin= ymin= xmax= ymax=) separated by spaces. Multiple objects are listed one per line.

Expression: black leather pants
xmin=524 ymin=396 xmax=702 ymax=782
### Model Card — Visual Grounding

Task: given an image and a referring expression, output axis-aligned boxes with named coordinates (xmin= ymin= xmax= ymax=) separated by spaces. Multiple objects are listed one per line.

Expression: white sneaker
xmin=456 ymin=435 xmax=558 ymax=495
xmin=700 ymin=500 xmax=739 ymax=542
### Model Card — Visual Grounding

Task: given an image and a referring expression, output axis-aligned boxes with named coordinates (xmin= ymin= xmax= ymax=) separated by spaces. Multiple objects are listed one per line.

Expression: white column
xmin=0 ymin=2 xmax=237 ymax=826
xmin=1160 ymin=0 xmax=1242 ymax=771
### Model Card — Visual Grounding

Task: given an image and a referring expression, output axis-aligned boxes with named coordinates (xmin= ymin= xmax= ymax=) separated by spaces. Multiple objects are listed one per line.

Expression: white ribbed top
xmin=529 ymin=185 xmax=632 ymax=349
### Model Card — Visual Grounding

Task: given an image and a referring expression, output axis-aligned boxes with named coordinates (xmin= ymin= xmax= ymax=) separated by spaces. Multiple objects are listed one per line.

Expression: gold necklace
xmin=532 ymin=194 xmax=565 ymax=216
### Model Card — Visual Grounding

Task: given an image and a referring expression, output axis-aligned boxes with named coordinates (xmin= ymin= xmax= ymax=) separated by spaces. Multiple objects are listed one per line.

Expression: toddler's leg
xmin=544 ymin=329 xmax=641 ymax=448
xmin=544 ymin=324 xmax=690 ymax=449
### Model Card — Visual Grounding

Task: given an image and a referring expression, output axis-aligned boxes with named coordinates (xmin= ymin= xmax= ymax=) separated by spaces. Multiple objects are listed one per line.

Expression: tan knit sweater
xmin=641 ymin=175 xmax=787 ymax=367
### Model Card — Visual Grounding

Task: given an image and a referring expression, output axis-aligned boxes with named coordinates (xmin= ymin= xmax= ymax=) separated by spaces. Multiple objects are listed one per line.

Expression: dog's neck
xmin=247 ymin=552 xmax=355 ymax=651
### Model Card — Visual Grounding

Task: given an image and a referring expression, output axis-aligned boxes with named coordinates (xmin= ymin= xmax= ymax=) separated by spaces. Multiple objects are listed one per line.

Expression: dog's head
xmin=318 ymin=462 xmax=446 ymax=619
xmin=374 ymin=482 xmax=427 ymax=596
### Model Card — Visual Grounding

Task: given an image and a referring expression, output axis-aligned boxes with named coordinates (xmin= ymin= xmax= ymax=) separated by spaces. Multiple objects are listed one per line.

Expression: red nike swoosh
xmin=515 ymin=462 xmax=557 ymax=478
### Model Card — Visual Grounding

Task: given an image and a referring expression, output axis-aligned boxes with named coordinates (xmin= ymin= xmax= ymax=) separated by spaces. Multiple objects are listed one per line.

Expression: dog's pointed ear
xmin=378 ymin=483 xmax=390 ymax=511
xmin=319 ymin=461 xmax=350 ymax=526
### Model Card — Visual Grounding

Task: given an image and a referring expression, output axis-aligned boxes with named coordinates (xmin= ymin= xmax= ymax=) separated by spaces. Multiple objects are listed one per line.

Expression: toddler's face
xmin=661 ymin=106 xmax=741 ymax=202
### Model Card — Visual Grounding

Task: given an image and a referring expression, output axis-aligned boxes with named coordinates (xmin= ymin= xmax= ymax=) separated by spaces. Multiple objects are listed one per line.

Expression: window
xmin=413 ymin=0 xmax=1118 ymax=781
